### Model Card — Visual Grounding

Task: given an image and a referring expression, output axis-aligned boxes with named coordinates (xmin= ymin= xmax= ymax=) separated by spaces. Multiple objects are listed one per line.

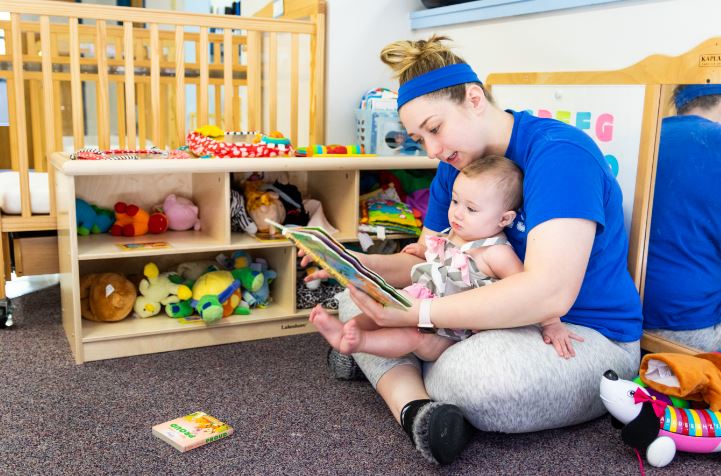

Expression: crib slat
xmin=175 ymin=26 xmax=186 ymax=145
xmin=150 ymin=23 xmax=161 ymax=147
xmin=160 ymin=79 xmax=169 ymax=148
xmin=269 ymin=32 xmax=278 ymax=133
xmin=199 ymin=26 xmax=209 ymax=127
xmin=310 ymin=13 xmax=325 ymax=144
xmin=215 ymin=85 xmax=222 ymax=127
xmin=41 ymin=15 xmax=58 ymax=217
xmin=223 ymin=29 xmax=233 ymax=130
xmin=124 ymin=21 xmax=137 ymax=149
xmin=95 ymin=20 xmax=110 ymax=150
xmin=247 ymin=30 xmax=262 ymax=132
xmin=135 ymin=38 xmax=147 ymax=148
xmin=10 ymin=13 xmax=31 ymax=218
xmin=6 ymin=78 xmax=18 ymax=171
xmin=234 ymin=92 xmax=242 ymax=131
xmin=290 ymin=33 xmax=299 ymax=147
xmin=69 ymin=17 xmax=84 ymax=150
xmin=137 ymin=82 xmax=147 ymax=148
xmin=26 ymin=31 xmax=44 ymax=172
xmin=116 ymin=78 xmax=127 ymax=149
xmin=52 ymin=81 xmax=63 ymax=152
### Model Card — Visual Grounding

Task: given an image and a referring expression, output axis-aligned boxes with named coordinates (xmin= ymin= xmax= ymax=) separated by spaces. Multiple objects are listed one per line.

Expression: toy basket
xmin=355 ymin=109 xmax=420 ymax=155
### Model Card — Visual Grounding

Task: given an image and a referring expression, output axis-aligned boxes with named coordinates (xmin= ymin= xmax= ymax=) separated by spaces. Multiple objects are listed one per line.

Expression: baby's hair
xmin=379 ymin=35 xmax=493 ymax=105
xmin=673 ymin=85 xmax=721 ymax=115
xmin=461 ymin=155 xmax=523 ymax=211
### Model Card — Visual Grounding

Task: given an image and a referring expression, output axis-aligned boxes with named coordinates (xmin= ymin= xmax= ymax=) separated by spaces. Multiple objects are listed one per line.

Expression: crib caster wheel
xmin=0 ymin=300 xmax=13 ymax=329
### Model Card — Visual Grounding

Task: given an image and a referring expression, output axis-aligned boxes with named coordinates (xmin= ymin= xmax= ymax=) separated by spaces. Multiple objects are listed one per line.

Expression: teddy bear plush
xmin=244 ymin=188 xmax=285 ymax=235
xmin=80 ymin=273 xmax=137 ymax=322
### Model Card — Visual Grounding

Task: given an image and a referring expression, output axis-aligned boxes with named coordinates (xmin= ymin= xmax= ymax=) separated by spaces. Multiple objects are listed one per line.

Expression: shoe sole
xmin=428 ymin=405 xmax=474 ymax=465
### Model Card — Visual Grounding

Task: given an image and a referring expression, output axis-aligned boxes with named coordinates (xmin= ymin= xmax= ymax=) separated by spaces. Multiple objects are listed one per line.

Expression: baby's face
xmin=448 ymin=173 xmax=510 ymax=241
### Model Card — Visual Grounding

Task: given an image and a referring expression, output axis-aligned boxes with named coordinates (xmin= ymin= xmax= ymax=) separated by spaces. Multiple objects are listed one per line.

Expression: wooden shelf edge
xmin=82 ymin=305 xmax=305 ymax=342
xmin=53 ymin=153 xmax=437 ymax=176
xmin=80 ymin=315 xmax=317 ymax=362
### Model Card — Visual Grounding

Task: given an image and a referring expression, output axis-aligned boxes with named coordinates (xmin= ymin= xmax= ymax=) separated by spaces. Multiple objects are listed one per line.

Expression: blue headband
xmin=397 ymin=63 xmax=481 ymax=109
xmin=674 ymin=84 xmax=721 ymax=109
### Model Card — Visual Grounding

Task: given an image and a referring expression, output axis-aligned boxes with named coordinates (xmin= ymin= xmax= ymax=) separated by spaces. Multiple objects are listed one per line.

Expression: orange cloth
xmin=640 ymin=352 xmax=721 ymax=411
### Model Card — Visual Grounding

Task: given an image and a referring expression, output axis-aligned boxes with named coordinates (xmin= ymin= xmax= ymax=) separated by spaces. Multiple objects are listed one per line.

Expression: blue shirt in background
xmin=643 ymin=115 xmax=721 ymax=330
xmin=424 ymin=110 xmax=642 ymax=342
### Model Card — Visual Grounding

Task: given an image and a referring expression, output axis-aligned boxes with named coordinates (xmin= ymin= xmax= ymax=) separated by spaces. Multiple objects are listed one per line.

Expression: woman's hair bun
xmin=380 ymin=35 xmax=462 ymax=83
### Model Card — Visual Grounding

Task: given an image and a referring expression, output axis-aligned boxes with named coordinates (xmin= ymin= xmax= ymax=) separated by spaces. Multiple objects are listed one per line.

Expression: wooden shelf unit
xmin=51 ymin=152 xmax=436 ymax=363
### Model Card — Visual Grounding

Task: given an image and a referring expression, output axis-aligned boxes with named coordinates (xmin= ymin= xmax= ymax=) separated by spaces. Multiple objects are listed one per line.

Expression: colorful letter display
xmin=491 ymin=84 xmax=646 ymax=236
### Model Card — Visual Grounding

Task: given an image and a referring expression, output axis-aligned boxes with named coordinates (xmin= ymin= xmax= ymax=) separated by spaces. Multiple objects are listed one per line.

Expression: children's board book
xmin=265 ymin=219 xmax=411 ymax=309
xmin=152 ymin=411 xmax=233 ymax=452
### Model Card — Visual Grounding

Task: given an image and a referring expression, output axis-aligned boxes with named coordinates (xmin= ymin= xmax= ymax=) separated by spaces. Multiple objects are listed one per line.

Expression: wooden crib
xmin=0 ymin=0 xmax=326 ymax=325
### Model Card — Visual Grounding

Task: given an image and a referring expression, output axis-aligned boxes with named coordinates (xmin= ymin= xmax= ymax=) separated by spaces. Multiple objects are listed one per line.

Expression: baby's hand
xmin=541 ymin=321 xmax=585 ymax=359
xmin=401 ymin=242 xmax=426 ymax=259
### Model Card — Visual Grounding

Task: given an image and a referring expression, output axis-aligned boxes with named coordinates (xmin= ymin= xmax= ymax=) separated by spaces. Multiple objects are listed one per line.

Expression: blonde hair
xmin=460 ymin=155 xmax=523 ymax=211
xmin=379 ymin=35 xmax=492 ymax=105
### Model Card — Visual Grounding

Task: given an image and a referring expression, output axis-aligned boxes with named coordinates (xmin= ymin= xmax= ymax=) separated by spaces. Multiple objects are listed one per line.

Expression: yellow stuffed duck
xmin=134 ymin=262 xmax=192 ymax=318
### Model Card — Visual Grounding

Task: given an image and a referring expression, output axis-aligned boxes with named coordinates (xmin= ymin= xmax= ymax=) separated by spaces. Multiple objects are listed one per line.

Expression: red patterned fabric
xmin=185 ymin=132 xmax=293 ymax=158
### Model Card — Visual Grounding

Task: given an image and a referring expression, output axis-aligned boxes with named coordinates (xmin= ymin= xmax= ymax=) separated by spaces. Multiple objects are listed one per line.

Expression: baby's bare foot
xmin=339 ymin=319 xmax=365 ymax=355
xmin=309 ymin=304 xmax=343 ymax=350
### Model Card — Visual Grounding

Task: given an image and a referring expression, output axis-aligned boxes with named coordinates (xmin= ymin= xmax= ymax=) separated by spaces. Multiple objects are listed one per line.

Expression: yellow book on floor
xmin=152 ymin=411 xmax=233 ymax=452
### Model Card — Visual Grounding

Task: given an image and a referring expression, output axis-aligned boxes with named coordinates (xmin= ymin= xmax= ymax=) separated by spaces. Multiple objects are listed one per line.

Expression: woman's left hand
xmin=348 ymin=285 xmax=420 ymax=328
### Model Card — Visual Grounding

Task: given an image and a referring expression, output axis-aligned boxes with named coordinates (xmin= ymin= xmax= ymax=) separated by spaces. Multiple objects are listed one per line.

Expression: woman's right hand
xmin=298 ymin=249 xmax=331 ymax=281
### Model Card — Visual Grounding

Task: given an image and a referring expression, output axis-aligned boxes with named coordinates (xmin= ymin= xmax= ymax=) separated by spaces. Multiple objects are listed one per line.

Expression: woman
xmin=312 ymin=35 xmax=642 ymax=465
xmin=643 ymin=84 xmax=721 ymax=351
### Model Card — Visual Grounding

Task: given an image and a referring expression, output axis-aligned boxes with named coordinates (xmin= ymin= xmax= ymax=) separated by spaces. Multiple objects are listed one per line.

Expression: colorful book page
xmin=266 ymin=220 xmax=410 ymax=308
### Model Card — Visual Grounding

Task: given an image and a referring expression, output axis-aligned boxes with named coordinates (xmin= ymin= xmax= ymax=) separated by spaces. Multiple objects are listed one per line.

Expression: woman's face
xmin=448 ymin=172 xmax=511 ymax=241
xmin=400 ymin=95 xmax=485 ymax=171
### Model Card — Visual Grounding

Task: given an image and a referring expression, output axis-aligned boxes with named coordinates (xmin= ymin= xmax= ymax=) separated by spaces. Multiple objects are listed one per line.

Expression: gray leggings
xmin=646 ymin=324 xmax=721 ymax=352
xmin=337 ymin=290 xmax=640 ymax=433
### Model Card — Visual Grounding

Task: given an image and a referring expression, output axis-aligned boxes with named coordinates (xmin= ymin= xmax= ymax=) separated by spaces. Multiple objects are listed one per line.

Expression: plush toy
xmin=189 ymin=270 xmax=251 ymax=324
xmin=267 ymin=180 xmax=309 ymax=226
xmin=640 ymin=352 xmax=721 ymax=410
xmin=230 ymin=189 xmax=258 ymax=235
xmin=244 ymin=181 xmax=285 ymax=235
xmin=76 ymin=198 xmax=114 ymax=236
xmin=111 ymin=202 xmax=168 ymax=237
xmin=175 ymin=259 xmax=220 ymax=282
xmin=224 ymin=251 xmax=266 ymax=291
xmin=79 ymin=273 xmax=136 ymax=322
xmin=242 ymin=257 xmax=277 ymax=308
xmin=160 ymin=194 xmax=201 ymax=231
xmin=600 ymin=369 xmax=721 ymax=469
xmin=134 ymin=262 xmax=192 ymax=318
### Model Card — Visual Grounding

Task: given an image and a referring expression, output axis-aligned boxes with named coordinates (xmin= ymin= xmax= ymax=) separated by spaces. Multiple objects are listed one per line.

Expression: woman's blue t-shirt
xmin=424 ymin=110 xmax=642 ymax=342
xmin=643 ymin=115 xmax=721 ymax=330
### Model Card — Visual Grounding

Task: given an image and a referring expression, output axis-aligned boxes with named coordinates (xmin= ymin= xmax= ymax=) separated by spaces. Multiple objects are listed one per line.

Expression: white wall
xmin=324 ymin=0 xmax=421 ymax=144
xmin=324 ymin=0 xmax=721 ymax=143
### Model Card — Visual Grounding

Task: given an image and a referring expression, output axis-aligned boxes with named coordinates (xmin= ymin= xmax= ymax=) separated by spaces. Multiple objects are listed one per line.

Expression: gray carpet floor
xmin=1 ymin=285 xmax=719 ymax=475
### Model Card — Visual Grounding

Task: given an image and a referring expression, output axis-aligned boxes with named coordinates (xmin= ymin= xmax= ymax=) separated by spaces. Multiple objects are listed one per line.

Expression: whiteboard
xmin=492 ymin=84 xmax=646 ymax=237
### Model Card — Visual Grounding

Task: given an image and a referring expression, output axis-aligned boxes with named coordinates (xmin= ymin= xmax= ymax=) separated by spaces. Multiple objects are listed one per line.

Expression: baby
xmin=310 ymin=155 xmax=583 ymax=361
